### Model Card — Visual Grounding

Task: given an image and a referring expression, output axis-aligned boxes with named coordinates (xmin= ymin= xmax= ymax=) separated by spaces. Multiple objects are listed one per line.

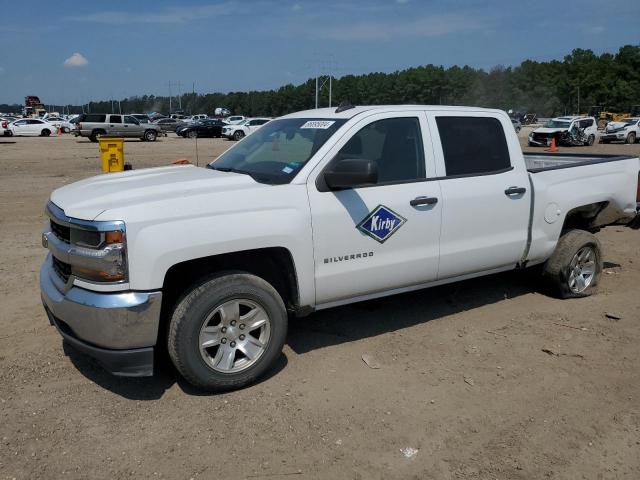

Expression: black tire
xmin=585 ymin=135 xmax=595 ymax=146
xmin=233 ymin=130 xmax=245 ymax=141
xmin=62 ymin=127 xmax=70 ymax=133
xmin=627 ymin=132 xmax=636 ymax=144
xmin=5 ymin=130 xmax=13 ymax=137
xmin=144 ymin=130 xmax=157 ymax=142
xmin=89 ymin=130 xmax=104 ymax=142
xmin=601 ymin=139 xmax=610 ymax=144
xmin=188 ymin=130 xmax=198 ymax=139
xmin=41 ymin=129 xmax=51 ymax=137
xmin=168 ymin=272 xmax=287 ymax=392
xmin=542 ymin=229 xmax=603 ymax=299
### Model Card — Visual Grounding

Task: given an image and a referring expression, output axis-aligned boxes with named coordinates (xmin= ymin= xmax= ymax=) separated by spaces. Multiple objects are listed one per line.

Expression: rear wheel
xmin=542 ymin=229 xmax=603 ymax=298
xmin=168 ymin=273 xmax=287 ymax=391
xmin=41 ymin=129 xmax=51 ymax=137
xmin=233 ymin=130 xmax=245 ymax=141
xmin=89 ymin=130 xmax=104 ymax=142
xmin=627 ymin=132 xmax=636 ymax=144
xmin=62 ymin=127 xmax=70 ymax=133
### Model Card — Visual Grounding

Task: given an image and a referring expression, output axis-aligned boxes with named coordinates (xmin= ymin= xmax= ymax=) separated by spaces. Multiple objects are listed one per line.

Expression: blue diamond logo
xmin=356 ymin=205 xmax=407 ymax=243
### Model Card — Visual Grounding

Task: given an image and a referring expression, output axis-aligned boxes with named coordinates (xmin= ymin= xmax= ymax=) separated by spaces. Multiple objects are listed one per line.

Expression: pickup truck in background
xmin=40 ymin=105 xmax=640 ymax=391
xmin=74 ymin=113 xmax=162 ymax=142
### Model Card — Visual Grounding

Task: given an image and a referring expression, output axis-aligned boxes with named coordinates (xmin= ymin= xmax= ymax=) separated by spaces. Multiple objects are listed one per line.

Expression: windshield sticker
xmin=300 ymin=120 xmax=335 ymax=129
xmin=282 ymin=166 xmax=294 ymax=174
xmin=356 ymin=205 xmax=407 ymax=243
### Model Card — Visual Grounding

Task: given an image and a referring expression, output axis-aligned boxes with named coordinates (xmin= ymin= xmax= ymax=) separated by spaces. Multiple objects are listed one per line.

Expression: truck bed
xmin=524 ymin=153 xmax=637 ymax=173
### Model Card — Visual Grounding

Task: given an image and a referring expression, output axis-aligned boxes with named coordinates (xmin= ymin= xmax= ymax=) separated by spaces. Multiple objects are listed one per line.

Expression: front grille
xmin=50 ymin=220 xmax=70 ymax=243
xmin=52 ymin=256 xmax=71 ymax=283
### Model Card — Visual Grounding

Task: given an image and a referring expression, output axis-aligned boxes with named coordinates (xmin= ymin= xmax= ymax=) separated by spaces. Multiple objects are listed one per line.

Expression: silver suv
xmin=74 ymin=114 xmax=161 ymax=142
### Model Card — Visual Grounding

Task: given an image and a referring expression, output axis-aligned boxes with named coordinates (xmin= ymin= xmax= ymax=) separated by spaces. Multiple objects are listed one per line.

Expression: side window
xmin=435 ymin=117 xmax=511 ymax=176
xmin=124 ymin=116 xmax=138 ymax=124
xmin=580 ymin=119 xmax=593 ymax=128
xmin=336 ymin=117 xmax=425 ymax=183
xmin=109 ymin=115 xmax=122 ymax=124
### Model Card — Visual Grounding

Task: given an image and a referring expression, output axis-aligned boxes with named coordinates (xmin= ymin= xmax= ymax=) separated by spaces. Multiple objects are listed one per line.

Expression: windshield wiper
xmin=207 ymin=165 xmax=274 ymax=184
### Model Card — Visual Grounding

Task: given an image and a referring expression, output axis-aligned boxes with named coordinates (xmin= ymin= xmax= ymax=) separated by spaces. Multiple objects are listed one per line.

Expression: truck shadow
xmin=287 ymin=269 xmax=538 ymax=354
xmin=63 ymin=341 xmax=288 ymax=400
xmin=63 ymin=268 xmax=539 ymax=399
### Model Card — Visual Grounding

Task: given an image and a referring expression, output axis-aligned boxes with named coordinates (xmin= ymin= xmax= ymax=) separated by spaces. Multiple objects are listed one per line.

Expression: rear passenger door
xmin=427 ymin=113 xmax=530 ymax=279
xmin=107 ymin=115 xmax=124 ymax=136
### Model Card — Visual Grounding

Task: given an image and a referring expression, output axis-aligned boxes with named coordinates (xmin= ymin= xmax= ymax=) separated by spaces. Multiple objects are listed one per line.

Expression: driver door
xmin=307 ymin=112 xmax=442 ymax=305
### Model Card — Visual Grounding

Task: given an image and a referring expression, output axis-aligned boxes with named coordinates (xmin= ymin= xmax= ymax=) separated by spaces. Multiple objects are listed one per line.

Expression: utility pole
xmin=168 ymin=81 xmax=173 ymax=113
xmin=315 ymin=77 xmax=319 ymax=109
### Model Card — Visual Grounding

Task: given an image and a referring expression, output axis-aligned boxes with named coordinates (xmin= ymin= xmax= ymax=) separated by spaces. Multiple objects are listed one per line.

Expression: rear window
xmin=80 ymin=114 xmax=107 ymax=123
xmin=436 ymin=117 xmax=511 ymax=176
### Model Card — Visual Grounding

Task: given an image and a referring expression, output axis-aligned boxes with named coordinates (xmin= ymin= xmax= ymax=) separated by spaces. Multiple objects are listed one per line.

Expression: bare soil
xmin=1 ymin=131 xmax=639 ymax=479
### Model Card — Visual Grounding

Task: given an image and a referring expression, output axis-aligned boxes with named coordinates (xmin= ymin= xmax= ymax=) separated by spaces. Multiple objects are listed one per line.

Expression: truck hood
xmin=605 ymin=121 xmax=629 ymax=132
xmin=50 ymin=165 xmax=263 ymax=220
xmin=532 ymin=127 xmax=568 ymax=134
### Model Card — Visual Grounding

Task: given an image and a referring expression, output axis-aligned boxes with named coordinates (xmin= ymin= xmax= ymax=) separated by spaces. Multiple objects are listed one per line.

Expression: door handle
xmin=504 ymin=186 xmax=526 ymax=196
xmin=410 ymin=196 xmax=438 ymax=207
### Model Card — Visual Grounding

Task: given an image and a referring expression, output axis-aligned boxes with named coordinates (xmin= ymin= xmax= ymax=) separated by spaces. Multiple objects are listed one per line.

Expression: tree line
xmin=2 ymin=45 xmax=639 ymax=118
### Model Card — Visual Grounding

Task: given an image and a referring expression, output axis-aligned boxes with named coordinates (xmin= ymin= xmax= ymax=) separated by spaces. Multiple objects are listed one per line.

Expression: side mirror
xmin=324 ymin=158 xmax=378 ymax=190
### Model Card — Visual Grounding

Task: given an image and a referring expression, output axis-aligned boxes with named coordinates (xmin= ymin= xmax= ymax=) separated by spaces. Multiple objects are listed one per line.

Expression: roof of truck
xmin=280 ymin=105 xmax=506 ymax=120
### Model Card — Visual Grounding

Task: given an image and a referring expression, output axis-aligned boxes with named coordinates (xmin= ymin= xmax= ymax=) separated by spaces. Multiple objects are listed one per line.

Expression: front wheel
xmin=168 ymin=273 xmax=287 ymax=391
xmin=627 ymin=132 xmax=636 ymax=144
xmin=585 ymin=134 xmax=595 ymax=146
xmin=233 ymin=130 xmax=245 ymax=141
xmin=188 ymin=130 xmax=198 ymax=139
xmin=144 ymin=130 xmax=157 ymax=142
xmin=542 ymin=229 xmax=603 ymax=298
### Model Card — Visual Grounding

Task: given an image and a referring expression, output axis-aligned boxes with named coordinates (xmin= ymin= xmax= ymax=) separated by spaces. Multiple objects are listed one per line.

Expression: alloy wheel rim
xmin=567 ymin=246 xmax=596 ymax=293
xmin=198 ymin=299 xmax=271 ymax=373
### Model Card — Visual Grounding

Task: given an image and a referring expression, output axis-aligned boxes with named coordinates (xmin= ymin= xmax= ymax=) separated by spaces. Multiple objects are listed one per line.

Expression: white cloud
xmin=292 ymin=3 xmax=302 ymax=11
xmin=64 ymin=52 xmax=89 ymax=67
xmin=396 ymin=0 xmax=410 ymax=4
xmin=0 ymin=66 xmax=5 ymax=75
xmin=66 ymin=2 xmax=238 ymax=25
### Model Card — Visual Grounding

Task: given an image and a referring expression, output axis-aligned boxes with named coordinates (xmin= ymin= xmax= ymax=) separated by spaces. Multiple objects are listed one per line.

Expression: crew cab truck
xmin=40 ymin=105 xmax=640 ymax=391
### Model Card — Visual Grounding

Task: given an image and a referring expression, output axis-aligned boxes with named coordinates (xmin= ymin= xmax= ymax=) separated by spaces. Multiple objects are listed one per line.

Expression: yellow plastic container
xmin=99 ymin=137 xmax=125 ymax=173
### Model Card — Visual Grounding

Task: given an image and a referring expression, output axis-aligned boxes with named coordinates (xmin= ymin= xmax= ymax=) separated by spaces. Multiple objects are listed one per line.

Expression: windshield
xmin=544 ymin=120 xmax=571 ymax=128
xmin=622 ymin=118 xmax=638 ymax=125
xmin=209 ymin=118 xmax=347 ymax=184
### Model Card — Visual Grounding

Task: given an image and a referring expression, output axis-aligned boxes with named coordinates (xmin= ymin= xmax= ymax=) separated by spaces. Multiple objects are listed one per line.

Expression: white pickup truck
xmin=40 ymin=105 xmax=640 ymax=391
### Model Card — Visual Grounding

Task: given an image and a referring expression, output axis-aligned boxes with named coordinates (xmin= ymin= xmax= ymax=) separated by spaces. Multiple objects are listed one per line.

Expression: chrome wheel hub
xmin=199 ymin=299 xmax=271 ymax=373
xmin=568 ymin=246 xmax=596 ymax=293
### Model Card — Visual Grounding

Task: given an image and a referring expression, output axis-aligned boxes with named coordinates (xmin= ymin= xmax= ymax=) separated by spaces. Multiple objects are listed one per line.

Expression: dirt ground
xmin=1 ymin=129 xmax=639 ymax=480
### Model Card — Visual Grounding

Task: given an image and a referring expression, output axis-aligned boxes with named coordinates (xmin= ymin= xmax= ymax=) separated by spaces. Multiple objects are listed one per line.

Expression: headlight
xmin=45 ymin=202 xmax=128 ymax=284
xmin=70 ymin=229 xmax=127 ymax=282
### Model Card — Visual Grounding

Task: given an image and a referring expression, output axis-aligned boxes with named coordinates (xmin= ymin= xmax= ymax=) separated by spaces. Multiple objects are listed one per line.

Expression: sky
xmin=0 ymin=0 xmax=638 ymax=106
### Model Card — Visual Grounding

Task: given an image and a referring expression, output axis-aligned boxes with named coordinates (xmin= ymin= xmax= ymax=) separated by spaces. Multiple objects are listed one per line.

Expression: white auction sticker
xmin=300 ymin=120 xmax=335 ymax=129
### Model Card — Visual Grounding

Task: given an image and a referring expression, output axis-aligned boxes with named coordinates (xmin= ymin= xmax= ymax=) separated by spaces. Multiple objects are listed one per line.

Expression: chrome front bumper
xmin=40 ymin=256 xmax=162 ymax=376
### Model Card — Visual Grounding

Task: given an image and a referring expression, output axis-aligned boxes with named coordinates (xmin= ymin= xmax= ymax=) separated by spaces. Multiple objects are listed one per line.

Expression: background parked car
xmin=74 ymin=113 xmax=162 ymax=142
xmin=511 ymin=118 xmax=522 ymax=133
xmin=1 ymin=119 xmax=11 ymax=136
xmin=221 ymin=117 xmax=271 ymax=140
xmin=130 ymin=114 xmax=153 ymax=124
xmin=178 ymin=119 xmax=225 ymax=138
xmin=225 ymin=115 xmax=246 ymax=125
xmin=528 ymin=116 xmax=597 ymax=147
xmin=600 ymin=117 xmax=640 ymax=144
xmin=153 ymin=117 xmax=185 ymax=133
xmin=43 ymin=116 xmax=74 ymax=133
xmin=9 ymin=118 xmax=56 ymax=137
